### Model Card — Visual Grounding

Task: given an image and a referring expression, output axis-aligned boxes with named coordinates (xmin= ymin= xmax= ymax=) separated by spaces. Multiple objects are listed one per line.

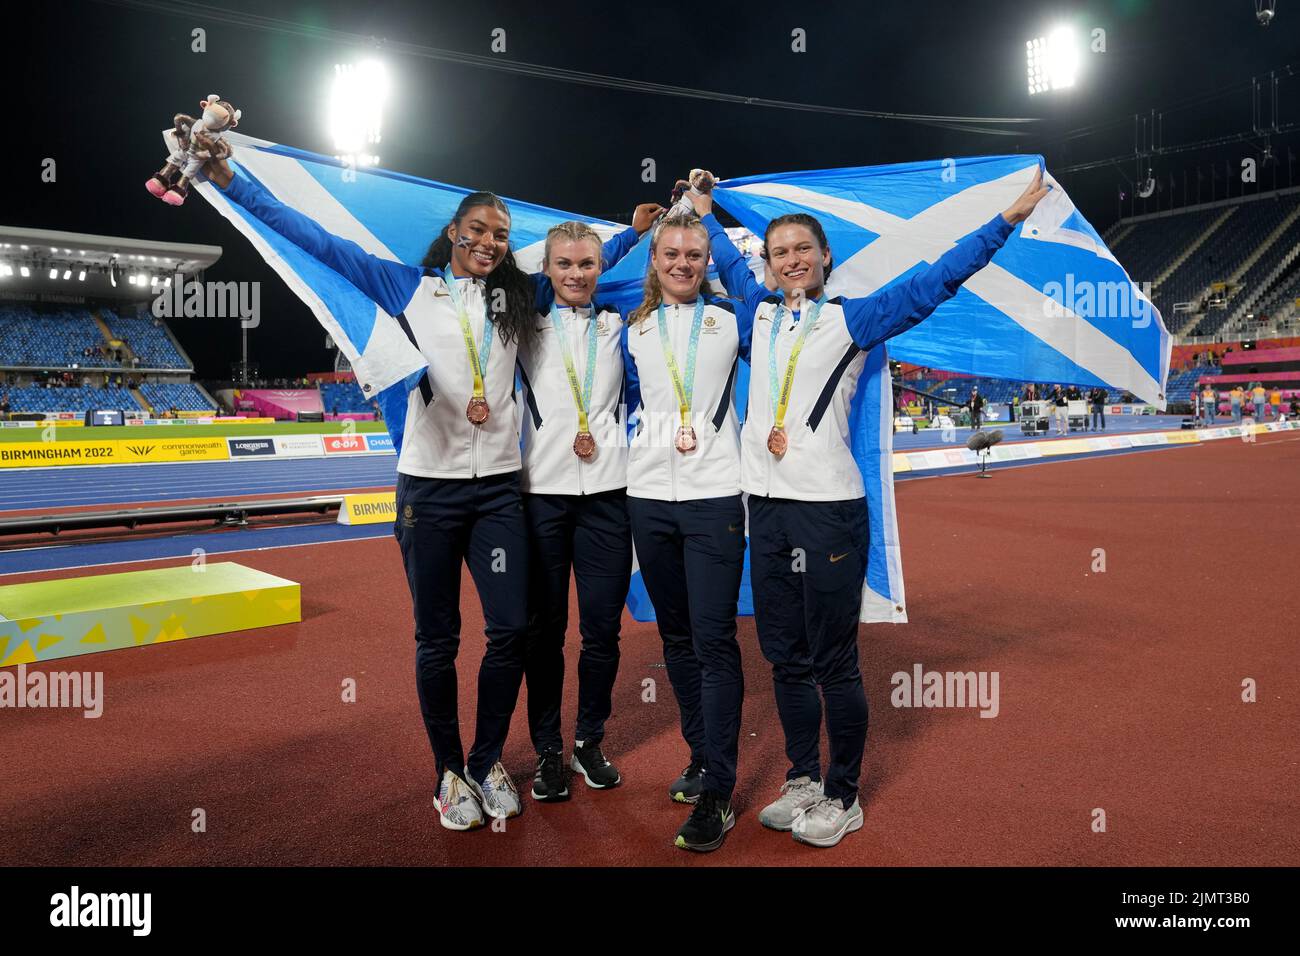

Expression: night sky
xmin=5 ymin=0 xmax=1298 ymax=377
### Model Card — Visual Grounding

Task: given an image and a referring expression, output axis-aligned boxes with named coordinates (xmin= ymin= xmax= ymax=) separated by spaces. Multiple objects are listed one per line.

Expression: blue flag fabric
xmin=186 ymin=132 xmax=1167 ymax=625
xmin=708 ymin=155 xmax=1169 ymax=622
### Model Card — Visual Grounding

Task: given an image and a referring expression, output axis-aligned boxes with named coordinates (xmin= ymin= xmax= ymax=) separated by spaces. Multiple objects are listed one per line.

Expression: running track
xmin=2 ymin=431 xmax=1296 ymax=866
xmin=0 ymin=414 xmax=1195 ymax=515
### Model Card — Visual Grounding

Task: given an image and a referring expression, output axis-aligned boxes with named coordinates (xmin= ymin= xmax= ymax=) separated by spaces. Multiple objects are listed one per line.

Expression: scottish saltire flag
xmin=172 ymin=128 xmax=652 ymax=451
xmin=709 ymin=155 xmax=1170 ymax=624
xmin=175 ymin=129 xmax=685 ymax=622
xmin=183 ymin=132 xmax=1166 ymax=628
xmin=714 ymin=156 xmax=1171 ymax=404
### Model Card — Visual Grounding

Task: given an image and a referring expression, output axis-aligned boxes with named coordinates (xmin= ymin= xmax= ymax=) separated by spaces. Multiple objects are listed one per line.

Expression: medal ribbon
xmin=549 ymin=303 xmax=599 ymax=434
xmin=768 ymin=294 xmax=827 ymax=430
xmin=443 ymin=267 xmax=494 ymax=399
xmin=656 ymin=299 xmax=706 ymax=430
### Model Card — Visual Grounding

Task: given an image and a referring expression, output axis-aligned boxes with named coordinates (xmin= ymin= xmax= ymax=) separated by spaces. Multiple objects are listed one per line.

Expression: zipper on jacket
xmin=576 ymin=311 xmax=585 ymax=497
xmin=670 ymin=303 xmax=681 ymax=503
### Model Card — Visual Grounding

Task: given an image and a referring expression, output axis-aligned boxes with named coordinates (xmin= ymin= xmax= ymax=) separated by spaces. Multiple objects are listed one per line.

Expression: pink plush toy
xmin=146 ymin=94 xmax=241 ymax=206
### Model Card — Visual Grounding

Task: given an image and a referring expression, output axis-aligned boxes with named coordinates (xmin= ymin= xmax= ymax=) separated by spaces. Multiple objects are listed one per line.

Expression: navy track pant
xmin=748 ymin=495 xmax=870 ymax=805
xmin=627 ymin=495 xmax=746 ymax=800
xmin=393 ymin=471 xmax=530 ymax=783
xmin=522 ymin=489 xmax=632 ymax=755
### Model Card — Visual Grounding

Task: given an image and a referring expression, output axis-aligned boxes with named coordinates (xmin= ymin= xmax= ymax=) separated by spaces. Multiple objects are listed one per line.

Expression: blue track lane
xmin=0 ymin=415 xmax=1195 ymax=513
xmin=0 ymin=521 xmax=393 ymax=576
xmin=0 ymin=456 xmax=399 ymax=512
xmin=0 ymin=441 xmax=1195 ymax=577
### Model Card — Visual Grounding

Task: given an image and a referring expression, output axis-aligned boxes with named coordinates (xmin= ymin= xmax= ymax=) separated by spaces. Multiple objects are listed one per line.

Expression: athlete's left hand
xmin=632 ymin=202 xmax=668 ymax=234
xmin=1000 ymin=165 xmax=1051 ymax=226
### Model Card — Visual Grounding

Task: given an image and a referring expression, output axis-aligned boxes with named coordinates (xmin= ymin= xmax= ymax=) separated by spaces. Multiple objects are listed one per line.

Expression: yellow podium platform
xmin=0 ymin=562 xmax=301 ymax=666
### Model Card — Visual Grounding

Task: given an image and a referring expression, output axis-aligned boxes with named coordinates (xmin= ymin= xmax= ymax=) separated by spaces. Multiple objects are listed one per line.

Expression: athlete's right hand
xmin=194 ymin=131 xmax=235 ymax=189
xmin=688 ymin=186 xmax=713 ymax=218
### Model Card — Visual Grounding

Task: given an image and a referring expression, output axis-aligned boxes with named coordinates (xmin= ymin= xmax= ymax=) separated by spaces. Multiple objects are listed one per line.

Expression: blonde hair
xmin=629 ymin=214 xmax=711 ymax=326
xmin=542 ymin=220 xmax=605 ymax=271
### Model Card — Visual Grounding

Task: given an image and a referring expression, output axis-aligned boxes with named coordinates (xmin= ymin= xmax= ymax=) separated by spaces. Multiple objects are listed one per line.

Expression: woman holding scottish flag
xmin=193 ymin=129 xmax=658 ymax=833
xmin=687 ymin=166 xmax=1048 ymax=848
xmin=516 ymin=212 xmax=668 ymax=804
xmin=619 ymin=197 xmax=753 ymax=852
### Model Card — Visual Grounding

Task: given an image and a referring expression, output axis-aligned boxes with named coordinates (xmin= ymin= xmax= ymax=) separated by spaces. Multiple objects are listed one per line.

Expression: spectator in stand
xmin=1011 ymin=393 xmax=1020 ymax=422
xmin=1252 ymin=383 xmax=1268 ymax=419
xmin=1201 ymin=384 xmax=1217 ymax=425
xmin=1089 ymin=386 xmax=1107 ymax=431
xmin=968 ymin=386 xmax=984 ymax=430
xmin=1050 ymin=384 xmax=1068 ymax=436
xmin=0 ymin=394 xmax=9 ymax=415
xmin=1229 ymin=386 xmax=1244 ymax=423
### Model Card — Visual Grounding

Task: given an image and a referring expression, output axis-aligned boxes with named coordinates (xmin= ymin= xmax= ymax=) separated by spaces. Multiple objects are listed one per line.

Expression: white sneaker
xmin=758 ymin=776 xmax=825 ymax=831
xmin=435 ymin=770 xmax=486 ymax=831
xmin=791 ymin=795 xmax=864 ymax=848
xmin=467 ymin=762 xmax=522 ymax=820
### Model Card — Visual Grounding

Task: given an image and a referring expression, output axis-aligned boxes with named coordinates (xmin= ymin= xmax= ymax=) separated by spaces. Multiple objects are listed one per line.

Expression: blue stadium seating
xmin=319 ymin=381 xmax=373 ymax=414
xmin=101 ymin=309 xmax=190 ymax=369
xmin=0 ymin=305 xmax=116 ymax=368
xmin=138 ymin=383 xmax=215 ymax=412
xmin=0 ymin=386 xmax=142 ymax=413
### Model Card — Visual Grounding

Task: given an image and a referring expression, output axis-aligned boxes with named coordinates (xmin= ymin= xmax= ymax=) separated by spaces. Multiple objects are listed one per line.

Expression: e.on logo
xmin=324 ymin=435 xmax=366 ymax=453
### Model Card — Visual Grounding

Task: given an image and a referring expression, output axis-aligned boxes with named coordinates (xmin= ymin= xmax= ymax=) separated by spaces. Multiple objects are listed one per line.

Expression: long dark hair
xmin=762 ymin=212 xmax=834 ymax=276
xmin=421 ymin=191 xmax=535 ymax=347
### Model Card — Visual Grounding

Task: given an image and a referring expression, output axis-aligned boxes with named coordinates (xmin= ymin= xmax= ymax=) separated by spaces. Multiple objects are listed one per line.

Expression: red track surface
xmin=2 ymin=435 xmax=1298 ymax=866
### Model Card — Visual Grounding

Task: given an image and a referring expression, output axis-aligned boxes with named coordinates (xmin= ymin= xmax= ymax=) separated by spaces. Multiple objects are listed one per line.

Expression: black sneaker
xmin=531 ymin=751 xmax=570 ymax=802
xmin=674 ymin=791 xmax=735 ymax=852
xmin=665 ymin=759 xmax=707 ymax=806
xmin=570 ymin=740 xmax=621 ymax=789
xmin=668 ymin=759 xmax=706 ymax=804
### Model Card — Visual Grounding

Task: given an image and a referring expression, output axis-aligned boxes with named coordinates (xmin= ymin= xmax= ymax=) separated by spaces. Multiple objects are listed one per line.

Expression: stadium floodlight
xmin=0 ymin=263 xmax=10 ymax=278
xmin=49 ymin=268 xmax=58 ymax=279
xmin=63 ymin=269 xmax=71 ymax=280
xmin=20 ymin=266 xmax=30 ymax=277
xmin=330 ymin=59 xmax=389 ymax=168
xmin=1026 ymin=26 xmax=1079 ymax=95
xmin=78 ymin=270 xmax=86 ymax=281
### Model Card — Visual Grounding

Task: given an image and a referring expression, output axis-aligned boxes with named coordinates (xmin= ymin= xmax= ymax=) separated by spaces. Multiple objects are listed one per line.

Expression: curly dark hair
xmin=421 ymin=191 xmax=536 ymax=347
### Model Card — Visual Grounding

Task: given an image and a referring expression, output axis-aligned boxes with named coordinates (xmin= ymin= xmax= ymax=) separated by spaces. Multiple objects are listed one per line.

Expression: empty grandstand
xmin=1105 ymin=186 xmax=1300 ymax=343
xmin=0 ymin=225 xmax=221 ymax=418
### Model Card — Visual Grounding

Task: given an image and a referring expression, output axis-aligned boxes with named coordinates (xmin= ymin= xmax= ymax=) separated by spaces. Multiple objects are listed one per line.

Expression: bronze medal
xmin=466 ymin=397 xmax=490 ymax=425
xmin=767 ymin=426 xmax=788 ymax=457
xmin=573 ymin=431 xmax=596 ymax=460
xmin=674 ymin=425 xmax=697 ymax=453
